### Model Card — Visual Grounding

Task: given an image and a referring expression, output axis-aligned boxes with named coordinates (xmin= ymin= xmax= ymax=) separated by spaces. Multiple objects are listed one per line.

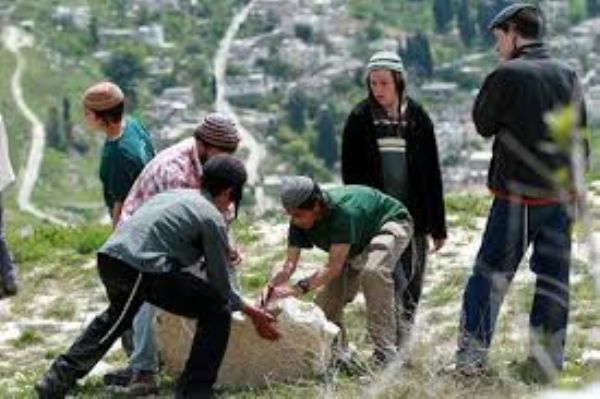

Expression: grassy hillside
xmin=1 ymin=194 xmax=599 ymax=397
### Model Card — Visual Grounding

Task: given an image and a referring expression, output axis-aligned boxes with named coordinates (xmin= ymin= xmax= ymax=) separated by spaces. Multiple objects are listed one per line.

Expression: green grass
xmin=10 ymin=329 xmax=45 ymax=349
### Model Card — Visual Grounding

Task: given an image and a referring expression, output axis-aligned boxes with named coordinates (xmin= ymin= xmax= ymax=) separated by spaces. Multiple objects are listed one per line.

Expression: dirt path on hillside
xmin=1 ymin=26 xmax=67 ymax=226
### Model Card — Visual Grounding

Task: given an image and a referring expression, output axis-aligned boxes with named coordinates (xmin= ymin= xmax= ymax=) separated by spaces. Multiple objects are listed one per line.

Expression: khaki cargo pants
xmin=314 ymin=218 xmax=413 ymax=359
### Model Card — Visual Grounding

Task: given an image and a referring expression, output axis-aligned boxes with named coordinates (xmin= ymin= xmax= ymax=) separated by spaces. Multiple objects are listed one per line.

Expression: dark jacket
xmin=473 ymin=42 xmax=588 ymax=198
xmin=341 ymin=97 xmax=447 ymax=239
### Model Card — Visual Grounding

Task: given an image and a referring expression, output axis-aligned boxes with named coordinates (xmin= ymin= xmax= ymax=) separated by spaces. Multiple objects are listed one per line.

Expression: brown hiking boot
xmin=123 ymin=370 xmax=158 ymax=396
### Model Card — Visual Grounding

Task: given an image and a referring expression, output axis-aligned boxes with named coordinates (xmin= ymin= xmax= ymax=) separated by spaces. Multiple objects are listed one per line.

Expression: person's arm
xmin=110 ymin=155 xmax=146 ymax=227
xmin=472 ymin=70 xmax=510 ymax=138
xmin=416 ymin=104 xmax=447 ymax=244
xmin=202 ymin=220 xmax=280 ymax=340
xmin=341 ymin=108 xmax=366 ymax=185
xmin=240 ymin=302 xmax=280 ymax=341
xmin=111 ymin=201 xmax=123 ymax=229
xmin=202 ymin=218 xmax=244 ymax=311
xmin=269 ymin=246 xmax=301 ymax=286
xmin=268 ymin=244 xmax=350 ymax=301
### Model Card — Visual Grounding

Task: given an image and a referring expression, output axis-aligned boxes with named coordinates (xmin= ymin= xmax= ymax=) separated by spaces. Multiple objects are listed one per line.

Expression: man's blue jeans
xmin=456 ymin=197 xmax=572 ymax=370
xmin=130 ymin=303 xmax=158 ymax=372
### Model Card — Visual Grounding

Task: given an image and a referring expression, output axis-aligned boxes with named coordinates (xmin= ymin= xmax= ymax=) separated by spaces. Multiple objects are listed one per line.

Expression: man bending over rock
xmin=263 ymin=176 xmax=413 ymax=366
xmin=35 ymin=155 xmax=279 ymax=399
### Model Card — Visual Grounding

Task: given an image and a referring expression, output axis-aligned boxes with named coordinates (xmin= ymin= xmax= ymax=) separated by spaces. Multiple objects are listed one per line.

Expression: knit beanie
xmin=82 ymin=81 xmax=125 ymax=111
xmin=280 ymin=176 xmax=317 ymax=210
xmin=366 ymin=51 xmax=405 ymax=74
xmin=194 ymin=113 xmax=241 ymax=152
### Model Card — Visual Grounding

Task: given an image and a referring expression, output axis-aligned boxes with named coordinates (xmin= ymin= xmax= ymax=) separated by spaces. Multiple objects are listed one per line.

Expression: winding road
xmin=214 ymin=0 xmax=268 ymax=213
xmin=2 ymin=26 xmax=67 ymax=226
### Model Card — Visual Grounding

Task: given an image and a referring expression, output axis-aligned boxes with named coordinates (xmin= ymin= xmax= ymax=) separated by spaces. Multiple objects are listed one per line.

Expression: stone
xmin=155 ymin=298 xmax=339 ymax=388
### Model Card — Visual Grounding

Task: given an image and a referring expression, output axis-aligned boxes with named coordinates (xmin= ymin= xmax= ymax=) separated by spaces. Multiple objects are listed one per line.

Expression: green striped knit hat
xmin=367 ymin=51 xmax=405 ymax=74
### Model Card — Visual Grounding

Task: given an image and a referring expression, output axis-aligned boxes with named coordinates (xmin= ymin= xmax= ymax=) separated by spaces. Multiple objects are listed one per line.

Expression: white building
xmin=52 ymin=6 xmax=91 ymax=30
xmin=136 ymin=24 xmax=173 ymax=48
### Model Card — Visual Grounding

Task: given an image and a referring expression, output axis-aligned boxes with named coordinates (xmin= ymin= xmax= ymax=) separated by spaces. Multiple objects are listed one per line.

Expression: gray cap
xmin=280 ymin=176 xmax=315 ymax=210
xmin=488 ymin=3 xmax=539 ymax=31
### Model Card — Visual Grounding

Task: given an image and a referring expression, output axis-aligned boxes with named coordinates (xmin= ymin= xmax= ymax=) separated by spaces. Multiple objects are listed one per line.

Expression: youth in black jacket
xmin=341 ymin=98 xmax=447 ymax=241
xmin=473 ymin=42 xmax=588 ymax=198
xmin=341 ymin=50 xmax=447 ymax=348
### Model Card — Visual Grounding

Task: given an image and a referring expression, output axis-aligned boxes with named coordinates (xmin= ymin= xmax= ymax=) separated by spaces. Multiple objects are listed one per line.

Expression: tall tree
xmin=458 ymin=0 xmax=476 ymax=47
xmin=285 ymin=89 xmax=307 ymax=133
xmin=314 ymin=105 xmax=338 ymax=168
xmin=89 ymin=16 xmax=99 ymax=49
xmin=102 ymin=49 xmax=146 ymax=109
xmin=46 ymin=106 xmax=65 ymax=151
xmin=589 ymin=0 xmax=600 ymax=16
xmin=62 ymin=97 xmax=74 ymax=146
xmin=433 ymin=0 xmax=454 ymax=33
xmin=477 ymin=0 xmax=503 ymax=44
xmin=400 ymin=33 xmax=434 ymax=78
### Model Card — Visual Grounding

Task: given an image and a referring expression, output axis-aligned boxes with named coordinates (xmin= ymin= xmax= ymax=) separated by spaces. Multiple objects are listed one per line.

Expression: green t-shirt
xmin=288 ymin=185 xmax=410 ymax=257
xmin=99 ymin=116 xmax=155 ymax=211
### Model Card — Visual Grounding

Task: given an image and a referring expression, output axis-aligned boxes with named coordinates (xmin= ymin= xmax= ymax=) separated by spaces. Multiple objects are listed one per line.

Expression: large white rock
xmin=155 ymin=298 xmax=339 ymax=388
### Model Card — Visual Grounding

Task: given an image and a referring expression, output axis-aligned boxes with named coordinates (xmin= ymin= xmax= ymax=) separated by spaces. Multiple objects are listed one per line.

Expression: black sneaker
xmin=34 ymin=376 xmax=69 ymax=399
xmin=103 ymin=367 xmax=133 ymax=387
xmin=3 ymin=278 xmax=18 ymax=297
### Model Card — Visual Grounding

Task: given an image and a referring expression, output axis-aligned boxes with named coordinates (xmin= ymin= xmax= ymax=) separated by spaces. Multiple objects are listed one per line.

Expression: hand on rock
xmin=268 ymin=285 xmax=299 ymax=302
xmin=245 ymin=305 xmax=280 ymax=341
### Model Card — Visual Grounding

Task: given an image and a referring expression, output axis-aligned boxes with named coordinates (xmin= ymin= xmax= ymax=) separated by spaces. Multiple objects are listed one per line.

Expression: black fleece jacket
xmin=341 ymin=97 xmax=447 ymax=239
xmin=473 ymin=42 xmax=588 ymax=198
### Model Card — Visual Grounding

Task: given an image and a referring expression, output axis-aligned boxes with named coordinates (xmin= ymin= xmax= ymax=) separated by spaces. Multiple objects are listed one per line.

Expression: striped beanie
xmin=194 ymin=113 xmax=241 ymax=152
xmin=82 ymin=81 xmax=125 ymax=111
xmin=367 ymin=51 xmax=405 ymax=74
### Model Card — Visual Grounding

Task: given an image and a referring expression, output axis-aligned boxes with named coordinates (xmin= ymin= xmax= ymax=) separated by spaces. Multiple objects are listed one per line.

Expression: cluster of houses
xmin=44 ymin=0 xmax=599 ymax=191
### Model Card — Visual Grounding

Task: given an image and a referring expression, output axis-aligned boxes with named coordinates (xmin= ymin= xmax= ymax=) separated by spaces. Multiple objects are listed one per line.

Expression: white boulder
xmin=155 ymin=298 xmax=339 ymax=388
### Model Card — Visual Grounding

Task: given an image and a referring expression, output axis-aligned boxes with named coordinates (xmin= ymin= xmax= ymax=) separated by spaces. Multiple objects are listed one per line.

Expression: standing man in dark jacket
xmin=454 ymin=3 xmax=588 ymax=380
xmin=341 ymin=51 xmax=447 ymax=349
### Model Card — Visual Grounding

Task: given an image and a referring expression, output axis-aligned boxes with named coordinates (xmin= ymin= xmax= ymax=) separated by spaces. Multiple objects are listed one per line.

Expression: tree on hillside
xmin=400 ymin=33 xmax=434 ymax=78
xmin=477 ymin=0 xmax=503 ymax=44
xmin=46 ymin=106 xmax=65 ymax=151
xmin=102 ymin=49 xmax=146 ymax=109
xmin=285 ymin=88 xmax=307 ymax=133
xmin=458 ymin=0 xmax=476 ymax=47
xmin=89 ymin=16 xmax=99 ymax=49
xmin=314 ymin=105 xmax=338 ymax=168
xmin=62 ymin=97 xmax=74 ymax=147
xmin=589 ymin=0 xmax=600 ymax=16
xmin=294 ymin=23 xmax=314 ymax=43
xmin=433 ymin=0 xmax=454 ymax=33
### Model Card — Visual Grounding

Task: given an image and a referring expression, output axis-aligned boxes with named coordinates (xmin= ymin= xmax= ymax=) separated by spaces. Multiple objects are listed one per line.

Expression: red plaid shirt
xmin=119 ymin=138 xmax=202 ymax=226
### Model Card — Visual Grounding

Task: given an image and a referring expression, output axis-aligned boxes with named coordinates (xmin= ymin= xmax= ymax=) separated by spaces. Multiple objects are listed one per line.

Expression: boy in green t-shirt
xmin=263 ymin=176 xmax=413 ymax=366
xmin=82 ymin=81 xmax=155 ymax=227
